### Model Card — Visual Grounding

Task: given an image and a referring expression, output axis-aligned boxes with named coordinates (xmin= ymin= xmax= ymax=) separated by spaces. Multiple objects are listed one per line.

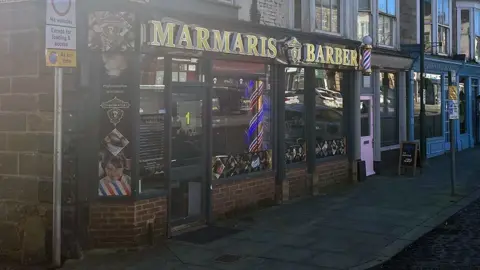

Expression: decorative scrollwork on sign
xmin=88 ymin=11 xmax=135 ymax=52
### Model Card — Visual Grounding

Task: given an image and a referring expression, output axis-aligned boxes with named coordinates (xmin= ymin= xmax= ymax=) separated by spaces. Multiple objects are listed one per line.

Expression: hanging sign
xmin=46 ymin=0 xmax=77 ymax=67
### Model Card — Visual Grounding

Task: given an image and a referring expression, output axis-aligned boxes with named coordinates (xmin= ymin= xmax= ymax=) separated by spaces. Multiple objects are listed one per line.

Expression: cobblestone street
xmin=372 ymin=196 xmax=480 ymax=269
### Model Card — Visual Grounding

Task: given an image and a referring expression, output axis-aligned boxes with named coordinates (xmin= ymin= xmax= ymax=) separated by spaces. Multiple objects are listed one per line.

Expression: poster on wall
xmin=97 ymin=55 xmax=134 ymax=196
xmin=89 ymin=11 xmax=136 ymax=196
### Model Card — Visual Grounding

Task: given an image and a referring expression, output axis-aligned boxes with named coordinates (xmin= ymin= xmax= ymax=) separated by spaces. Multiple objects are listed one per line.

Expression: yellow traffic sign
xmin=448 ymin=85 xmax=457 ymax=100
xmin=46 ymin=49 xmax=77 ymax=67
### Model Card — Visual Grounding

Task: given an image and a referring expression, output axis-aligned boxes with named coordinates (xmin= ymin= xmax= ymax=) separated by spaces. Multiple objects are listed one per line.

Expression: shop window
xmin=284 ymin=68 xmax=345 ymax=162
xmin=380 ymin=71 xmax=399 ymax=146
xmin=314 ymin=70 xmax=345 ymax=158
xmin=137 ymin=55 xmax=167 ymax=193
xmin=211 ymin=61 xmax=272 ymax=179
xmin=413 ymin=73 xmax=442 ymax=140
xmin=358 ymin=0 xmax=372 ymax=41
xmin=285 ymin=67 xmax=307 ymax=164
xmin=472 ymin=79 xmax=478 ymax=141
xmin=315 ymin=0 xmax=340 ymax=33
xmin=459 ymin=79 xmax=467 ymax=134
xmin=475 ymin=10 xmax=480 ymax=62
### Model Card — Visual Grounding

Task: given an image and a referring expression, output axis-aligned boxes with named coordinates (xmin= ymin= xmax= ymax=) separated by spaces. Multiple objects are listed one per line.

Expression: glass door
xmin=169 ymin=57 xmax=208 ymax=229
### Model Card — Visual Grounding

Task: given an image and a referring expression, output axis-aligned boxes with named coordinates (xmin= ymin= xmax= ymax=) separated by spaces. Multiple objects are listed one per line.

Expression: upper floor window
xmin=422 ymin=0 xmax=451 ymax=55
xmin=475 ymin=10 xmax=480 ymax=61
xmin=458 ymin=9 xmax=470 ymax=59
xmin=315 ymin=0 xmax=340 ymax=33
xmin=294 ymin=0 xmax=302 ymax=29
xmin=358 ymin=0 xmax=372 ymax=41
xmin=437 ymin=0 xmax=450 ymax=54
xmin=424 ymin=0 xmax=433 ymax=52
xmin=454 ymin=2 xmax=480 ymax=61
xmin=378 ymin=0 xmax=396 ymax=46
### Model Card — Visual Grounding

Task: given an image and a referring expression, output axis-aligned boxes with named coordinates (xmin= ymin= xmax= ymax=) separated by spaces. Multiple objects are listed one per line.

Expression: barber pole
xmin=248 ymin=80 xmax=265 ymax=152
xmin=361 ymin=45 xmax=372 ymax=75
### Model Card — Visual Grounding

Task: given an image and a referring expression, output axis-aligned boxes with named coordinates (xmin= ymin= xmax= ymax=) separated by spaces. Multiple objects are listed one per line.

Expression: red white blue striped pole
xmin=361 ymin=44 xmax=372 ymax=76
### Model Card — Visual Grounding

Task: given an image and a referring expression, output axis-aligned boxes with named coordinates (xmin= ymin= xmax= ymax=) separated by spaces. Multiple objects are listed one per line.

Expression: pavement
xmin=60 ymin=147 xmax=480 ymax=270
xmin=371 ymin=189 xmax=480 ymax=269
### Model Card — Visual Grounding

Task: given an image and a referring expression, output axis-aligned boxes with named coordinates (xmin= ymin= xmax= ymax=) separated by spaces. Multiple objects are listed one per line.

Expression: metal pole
xmin=419 ymin=0 xmax=427 ymax=164
xmin=52 ymin=67 xmax=63 ymax=267
xmin=450 ymin=118 xmax=456 ymax=195
xmin=448 ymin=71 xmax=456 ymax=196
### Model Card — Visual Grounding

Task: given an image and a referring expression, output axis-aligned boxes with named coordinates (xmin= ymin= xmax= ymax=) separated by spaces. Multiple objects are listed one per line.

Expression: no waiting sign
xmin=46 ymin=0 xmax=76 ymax=28
xmin=46 ymin=0 xmax=76 ymax=67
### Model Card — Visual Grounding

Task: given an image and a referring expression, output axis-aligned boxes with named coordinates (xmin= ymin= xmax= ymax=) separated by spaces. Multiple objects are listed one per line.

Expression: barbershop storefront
xmin=79 ymin=3 xmax=364 ymax=249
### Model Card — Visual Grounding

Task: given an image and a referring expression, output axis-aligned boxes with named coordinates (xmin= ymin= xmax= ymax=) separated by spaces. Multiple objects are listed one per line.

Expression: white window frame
xmin=289 ymin=0 xmax=302 ymax=30
xmin=456 ymin=1 xmax=480 ymax=61
xmin=356 ymin=0 xmax=400 ymax=49
xmin=417 ymin=0 xmax=452 ymax=56
xmin=376 ymin=0 xmax=399 ymax=49
xmin=312 ymin=0 xmax=345 ymax=36
xmin=357 ymin=0 xmax=373 ymax=41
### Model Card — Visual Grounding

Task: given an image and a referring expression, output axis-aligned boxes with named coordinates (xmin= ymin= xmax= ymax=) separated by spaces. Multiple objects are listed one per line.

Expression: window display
xmin=413 ymin=73 xmax=442 ymax=140
xmin=284 ymin=67 xmax=345 ymax=163
xmin=211 ymin=60 xmax=272 ymax=179
xmin=139 ymin=55 xmax=167 ymax=193
xmin=380 ymin=71 xmax=399 ymax=146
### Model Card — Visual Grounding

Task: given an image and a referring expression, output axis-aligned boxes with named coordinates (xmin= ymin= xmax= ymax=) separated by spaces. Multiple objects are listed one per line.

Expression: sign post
xmin=45 ymin=0 xmax=76 ymax=267
xmin=448 ymin=71 xmax=457 ymax=196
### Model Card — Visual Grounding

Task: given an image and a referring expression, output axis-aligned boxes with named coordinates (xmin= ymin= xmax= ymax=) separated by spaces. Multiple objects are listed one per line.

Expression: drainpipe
xmin=419 ymin=0 xmax=427 ymax=164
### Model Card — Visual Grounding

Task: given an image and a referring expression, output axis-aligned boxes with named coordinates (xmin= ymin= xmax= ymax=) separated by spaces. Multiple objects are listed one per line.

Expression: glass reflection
xmin=211 ymin=60 xmax=272 ymax=179
xmin=413 ymin=73 xmax=442 ymax=140
xmin=284 ymin=68 xmax=345 ymax=163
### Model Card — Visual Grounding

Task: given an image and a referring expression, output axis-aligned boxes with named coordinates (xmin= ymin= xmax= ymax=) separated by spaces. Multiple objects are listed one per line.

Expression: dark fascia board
xmin=149 ymin=8 xmax=362 ymax=49
xmin=148 ymin=0 xmax=240 ymax=20
xmin=400 ymin=44 xmax=465 ymax=63
xmin=372 ymin=47 xmax=413 ymax=59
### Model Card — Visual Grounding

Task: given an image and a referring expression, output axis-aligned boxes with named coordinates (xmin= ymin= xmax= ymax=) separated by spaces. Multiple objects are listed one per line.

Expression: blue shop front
xmin=458 ymin=63 xmax=480 ymax=148
xmin=403 ymin=45 xmax=477 ymax=158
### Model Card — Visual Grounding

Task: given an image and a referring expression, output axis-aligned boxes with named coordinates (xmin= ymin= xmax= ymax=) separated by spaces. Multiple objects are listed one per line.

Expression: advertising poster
xmin=89 ymin=11 xmax=136 ymax=196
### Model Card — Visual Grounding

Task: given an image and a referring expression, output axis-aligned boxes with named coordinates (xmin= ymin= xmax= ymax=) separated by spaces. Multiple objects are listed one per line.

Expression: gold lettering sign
xmin=146 ymin=20 xmax=277 ymax=58
xmin=300 ymin=43 xmax=359 ymax=67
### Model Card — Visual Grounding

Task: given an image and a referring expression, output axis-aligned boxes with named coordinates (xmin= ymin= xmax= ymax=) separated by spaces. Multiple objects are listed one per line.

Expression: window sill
xmin=380 ymin=144 xmax=400 ymax=151
xmin=315 ymin=154 xmax=347 ymax=165
xmin=314 ymin=29 xmax=343 ymax=37
xmin=286 ymin=161 xmax=307 ymax=171
xmin=137 ymin=189 xmax=168 ymax=200
xmin=376 ymin=44 xmax=396 ymax=50
xmin=212 ymin=170 xmax=274 ymax=186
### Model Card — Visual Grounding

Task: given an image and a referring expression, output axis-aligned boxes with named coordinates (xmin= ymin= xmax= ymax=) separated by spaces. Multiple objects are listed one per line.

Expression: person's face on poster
xmin=105 ymin=162 xmax=124 ymax=180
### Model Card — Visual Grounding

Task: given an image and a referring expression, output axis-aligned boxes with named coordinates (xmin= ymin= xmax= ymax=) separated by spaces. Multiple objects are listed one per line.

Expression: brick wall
xmin=315 ymin=157 xmax=349 ymax=188
xmin=89 ymin=197 xmax=167 ymax=249
xmin=285 ymin=158 xmax=350 ymax=200
xmin=212 ymin=174 xmax=275 ymax=218
xmin=400 ymin=0 xmax=417 ymax=45
xmin=237 ymin=0 xmax=290 ymax=28
xmin=0 ymin=0 xmax=67 ymax=264
xmin=286 ymin=166 xmax=308 ymax=199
